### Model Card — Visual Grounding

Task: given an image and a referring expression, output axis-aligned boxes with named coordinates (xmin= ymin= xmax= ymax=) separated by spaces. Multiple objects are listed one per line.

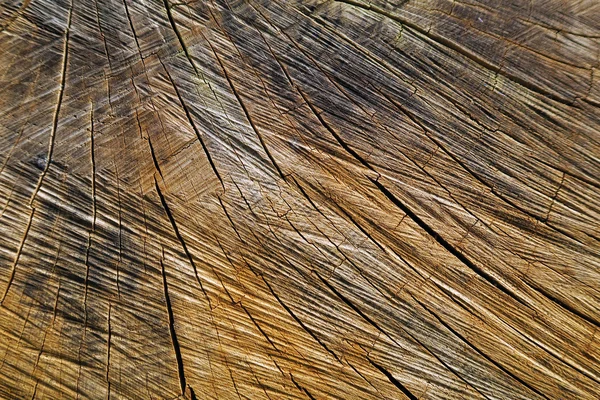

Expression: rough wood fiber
xmin=0 ymin=0 xmax=599 ymax=398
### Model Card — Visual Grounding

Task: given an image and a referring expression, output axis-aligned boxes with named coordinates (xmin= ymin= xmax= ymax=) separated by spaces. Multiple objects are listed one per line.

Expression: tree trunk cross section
xmin=0 ymin=0 xmax=598 ymax=399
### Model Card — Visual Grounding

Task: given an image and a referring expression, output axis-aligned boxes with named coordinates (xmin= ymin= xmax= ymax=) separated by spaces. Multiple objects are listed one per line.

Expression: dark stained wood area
xmin=0 ymin=0 xmax=599 ymax=398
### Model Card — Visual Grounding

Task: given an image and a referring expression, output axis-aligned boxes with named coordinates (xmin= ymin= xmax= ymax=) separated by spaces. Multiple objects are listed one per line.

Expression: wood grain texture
xmin=0 ymin=0 xmax=599 ymax=398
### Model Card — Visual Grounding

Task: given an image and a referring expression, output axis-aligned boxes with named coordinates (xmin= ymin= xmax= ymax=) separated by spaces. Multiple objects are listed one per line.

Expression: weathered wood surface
xmin=0 ymin=0 xmax=599 ymax=398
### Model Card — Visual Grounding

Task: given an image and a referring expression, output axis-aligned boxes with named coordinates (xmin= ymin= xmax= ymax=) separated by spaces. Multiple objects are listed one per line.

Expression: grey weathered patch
xmin=33 ymin=154 xmax=47 ymax=170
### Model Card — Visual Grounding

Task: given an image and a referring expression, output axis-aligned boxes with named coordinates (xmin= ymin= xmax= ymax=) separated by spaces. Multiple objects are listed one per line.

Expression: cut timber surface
xmin=0 ymin=0 xmax=599 ymax=398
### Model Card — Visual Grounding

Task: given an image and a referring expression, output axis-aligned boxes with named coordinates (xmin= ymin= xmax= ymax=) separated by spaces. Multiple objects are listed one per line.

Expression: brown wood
xmin=0 ymin=0 xmax=599 ymax=398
